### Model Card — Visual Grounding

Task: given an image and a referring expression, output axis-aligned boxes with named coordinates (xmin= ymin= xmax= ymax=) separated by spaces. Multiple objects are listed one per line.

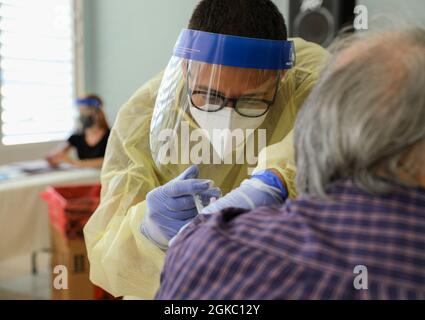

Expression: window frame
xmin=0 ymin=0 xmax=85 ymax=164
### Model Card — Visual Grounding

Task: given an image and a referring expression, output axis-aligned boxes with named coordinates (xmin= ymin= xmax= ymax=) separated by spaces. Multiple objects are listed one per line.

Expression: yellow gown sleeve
xmin=83 ymin=72 xmax=167 ymax=299
xmin=255 ymin=130 xmax=297 ymax=199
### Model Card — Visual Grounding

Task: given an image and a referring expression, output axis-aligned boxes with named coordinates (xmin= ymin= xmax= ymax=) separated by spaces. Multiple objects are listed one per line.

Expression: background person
xmin=46 ymin=94 xmax=110 ymax=169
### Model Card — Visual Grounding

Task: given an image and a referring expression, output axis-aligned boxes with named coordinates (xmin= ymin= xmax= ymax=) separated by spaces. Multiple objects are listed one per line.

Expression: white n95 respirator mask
xmin=189 ymin=105 xmax=268 ymax=160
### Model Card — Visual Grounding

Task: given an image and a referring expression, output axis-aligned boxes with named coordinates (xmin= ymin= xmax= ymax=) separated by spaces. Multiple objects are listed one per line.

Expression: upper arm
xmin=254 ymin=130 xmax=297 ymax=199
xmin=49 ymin=141 xmax=72 ymax=156
xmin=67 ymin=134 xmax=79 ymax=148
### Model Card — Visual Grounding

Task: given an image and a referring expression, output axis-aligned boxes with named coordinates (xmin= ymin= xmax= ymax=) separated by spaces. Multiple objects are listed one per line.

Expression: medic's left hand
xmin=201 ymin=170 xmax=288 ymax=214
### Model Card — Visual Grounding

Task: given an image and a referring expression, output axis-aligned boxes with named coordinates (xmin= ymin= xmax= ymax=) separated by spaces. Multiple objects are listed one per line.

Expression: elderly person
xmin=156 ymin=27 xmax=425 ymax=300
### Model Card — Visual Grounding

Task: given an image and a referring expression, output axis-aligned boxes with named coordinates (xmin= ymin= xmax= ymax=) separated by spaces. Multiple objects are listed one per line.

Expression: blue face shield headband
xmin=173 ymin=29 xmax=296 ymax=70
xmin=76 ymin=98 xmax=101 ymax=108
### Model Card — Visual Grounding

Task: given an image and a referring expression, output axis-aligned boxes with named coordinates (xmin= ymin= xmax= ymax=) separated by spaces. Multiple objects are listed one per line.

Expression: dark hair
xmin=84 ymin=93 xmax=104 ymax=108
xmin=188 ymin=0 xmax=287 ymax=40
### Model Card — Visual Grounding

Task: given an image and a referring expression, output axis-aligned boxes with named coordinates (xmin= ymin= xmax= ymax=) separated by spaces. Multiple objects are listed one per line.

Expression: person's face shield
xmin=150 ymin=29 xmax=295 ymax=167
xmin=76 ymin=98 xmax=101 ymax=129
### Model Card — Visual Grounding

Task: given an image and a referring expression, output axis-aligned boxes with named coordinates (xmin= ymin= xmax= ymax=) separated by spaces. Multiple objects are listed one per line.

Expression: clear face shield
xmin=76 ymin=98 xmax=101 ymax=130
xmin=150 ymin=29 xmax=295 ymax=170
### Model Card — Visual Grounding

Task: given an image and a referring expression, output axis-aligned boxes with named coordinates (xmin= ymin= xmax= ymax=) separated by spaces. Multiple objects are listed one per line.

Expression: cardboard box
xmin=42 ymin=184 xmax=117 ymax=300
xmin=50 ymin=226 xmax=94 ymax=300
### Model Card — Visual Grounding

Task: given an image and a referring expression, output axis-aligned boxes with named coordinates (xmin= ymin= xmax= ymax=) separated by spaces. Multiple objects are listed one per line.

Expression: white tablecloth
xmin=0 ymin=161 xmax=100 ymax=261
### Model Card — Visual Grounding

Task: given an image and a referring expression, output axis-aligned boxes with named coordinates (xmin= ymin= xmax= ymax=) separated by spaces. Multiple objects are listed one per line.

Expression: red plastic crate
xmin=94 ymin=286 xmax=120 ymax=300
xmin=41 ymin=184 xmax=101 ymax=239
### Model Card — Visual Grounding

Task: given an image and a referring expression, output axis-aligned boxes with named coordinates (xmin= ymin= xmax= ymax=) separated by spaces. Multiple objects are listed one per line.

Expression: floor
xmin=0 ymin=253 xmax=51 ymax=300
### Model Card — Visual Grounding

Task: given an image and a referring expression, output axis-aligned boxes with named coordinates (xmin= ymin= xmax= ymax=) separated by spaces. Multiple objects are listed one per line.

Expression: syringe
xmin=193 ymin=194 xmax=204 ymax=213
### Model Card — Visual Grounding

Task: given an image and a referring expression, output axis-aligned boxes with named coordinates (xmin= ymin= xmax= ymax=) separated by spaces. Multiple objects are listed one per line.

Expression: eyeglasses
xmin=186 ymin=70 xmax=280 ymax=118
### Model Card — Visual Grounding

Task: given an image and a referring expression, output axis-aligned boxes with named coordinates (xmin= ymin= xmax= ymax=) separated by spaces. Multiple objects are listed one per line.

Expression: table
xmin=0 ymin=160 xmax=100 ymax=263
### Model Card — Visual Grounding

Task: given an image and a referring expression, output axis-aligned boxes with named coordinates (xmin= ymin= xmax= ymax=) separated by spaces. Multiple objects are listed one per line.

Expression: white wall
xmin=83 ymin=0 xmax=200 ymax=123
xmin=0 ymin=141 xmax=59 ymax=165
xmin=359 ymin=0 xmax=425 ymax=23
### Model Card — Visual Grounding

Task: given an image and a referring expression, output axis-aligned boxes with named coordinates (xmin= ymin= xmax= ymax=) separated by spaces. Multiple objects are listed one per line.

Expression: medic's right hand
xmin=140 ymin=165 xmax=221 ymax=250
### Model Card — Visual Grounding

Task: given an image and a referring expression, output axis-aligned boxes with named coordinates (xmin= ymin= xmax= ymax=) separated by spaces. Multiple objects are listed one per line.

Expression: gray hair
xmin=295 ymin=27 xmax=425 ymax=197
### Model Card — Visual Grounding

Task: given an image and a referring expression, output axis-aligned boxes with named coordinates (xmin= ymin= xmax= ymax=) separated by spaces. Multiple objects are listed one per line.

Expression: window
xmin=0 ymin=0 xmax=79 ymax=146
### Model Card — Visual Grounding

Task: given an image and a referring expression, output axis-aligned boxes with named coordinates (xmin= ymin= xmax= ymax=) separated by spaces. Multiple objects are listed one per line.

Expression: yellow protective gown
xmin=83 ymin=38 xmax=328 ymax=299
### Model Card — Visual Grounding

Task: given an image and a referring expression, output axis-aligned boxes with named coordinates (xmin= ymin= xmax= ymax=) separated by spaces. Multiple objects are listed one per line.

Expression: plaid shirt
xmin=156 ymin=180 xmax=425 ymax=300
